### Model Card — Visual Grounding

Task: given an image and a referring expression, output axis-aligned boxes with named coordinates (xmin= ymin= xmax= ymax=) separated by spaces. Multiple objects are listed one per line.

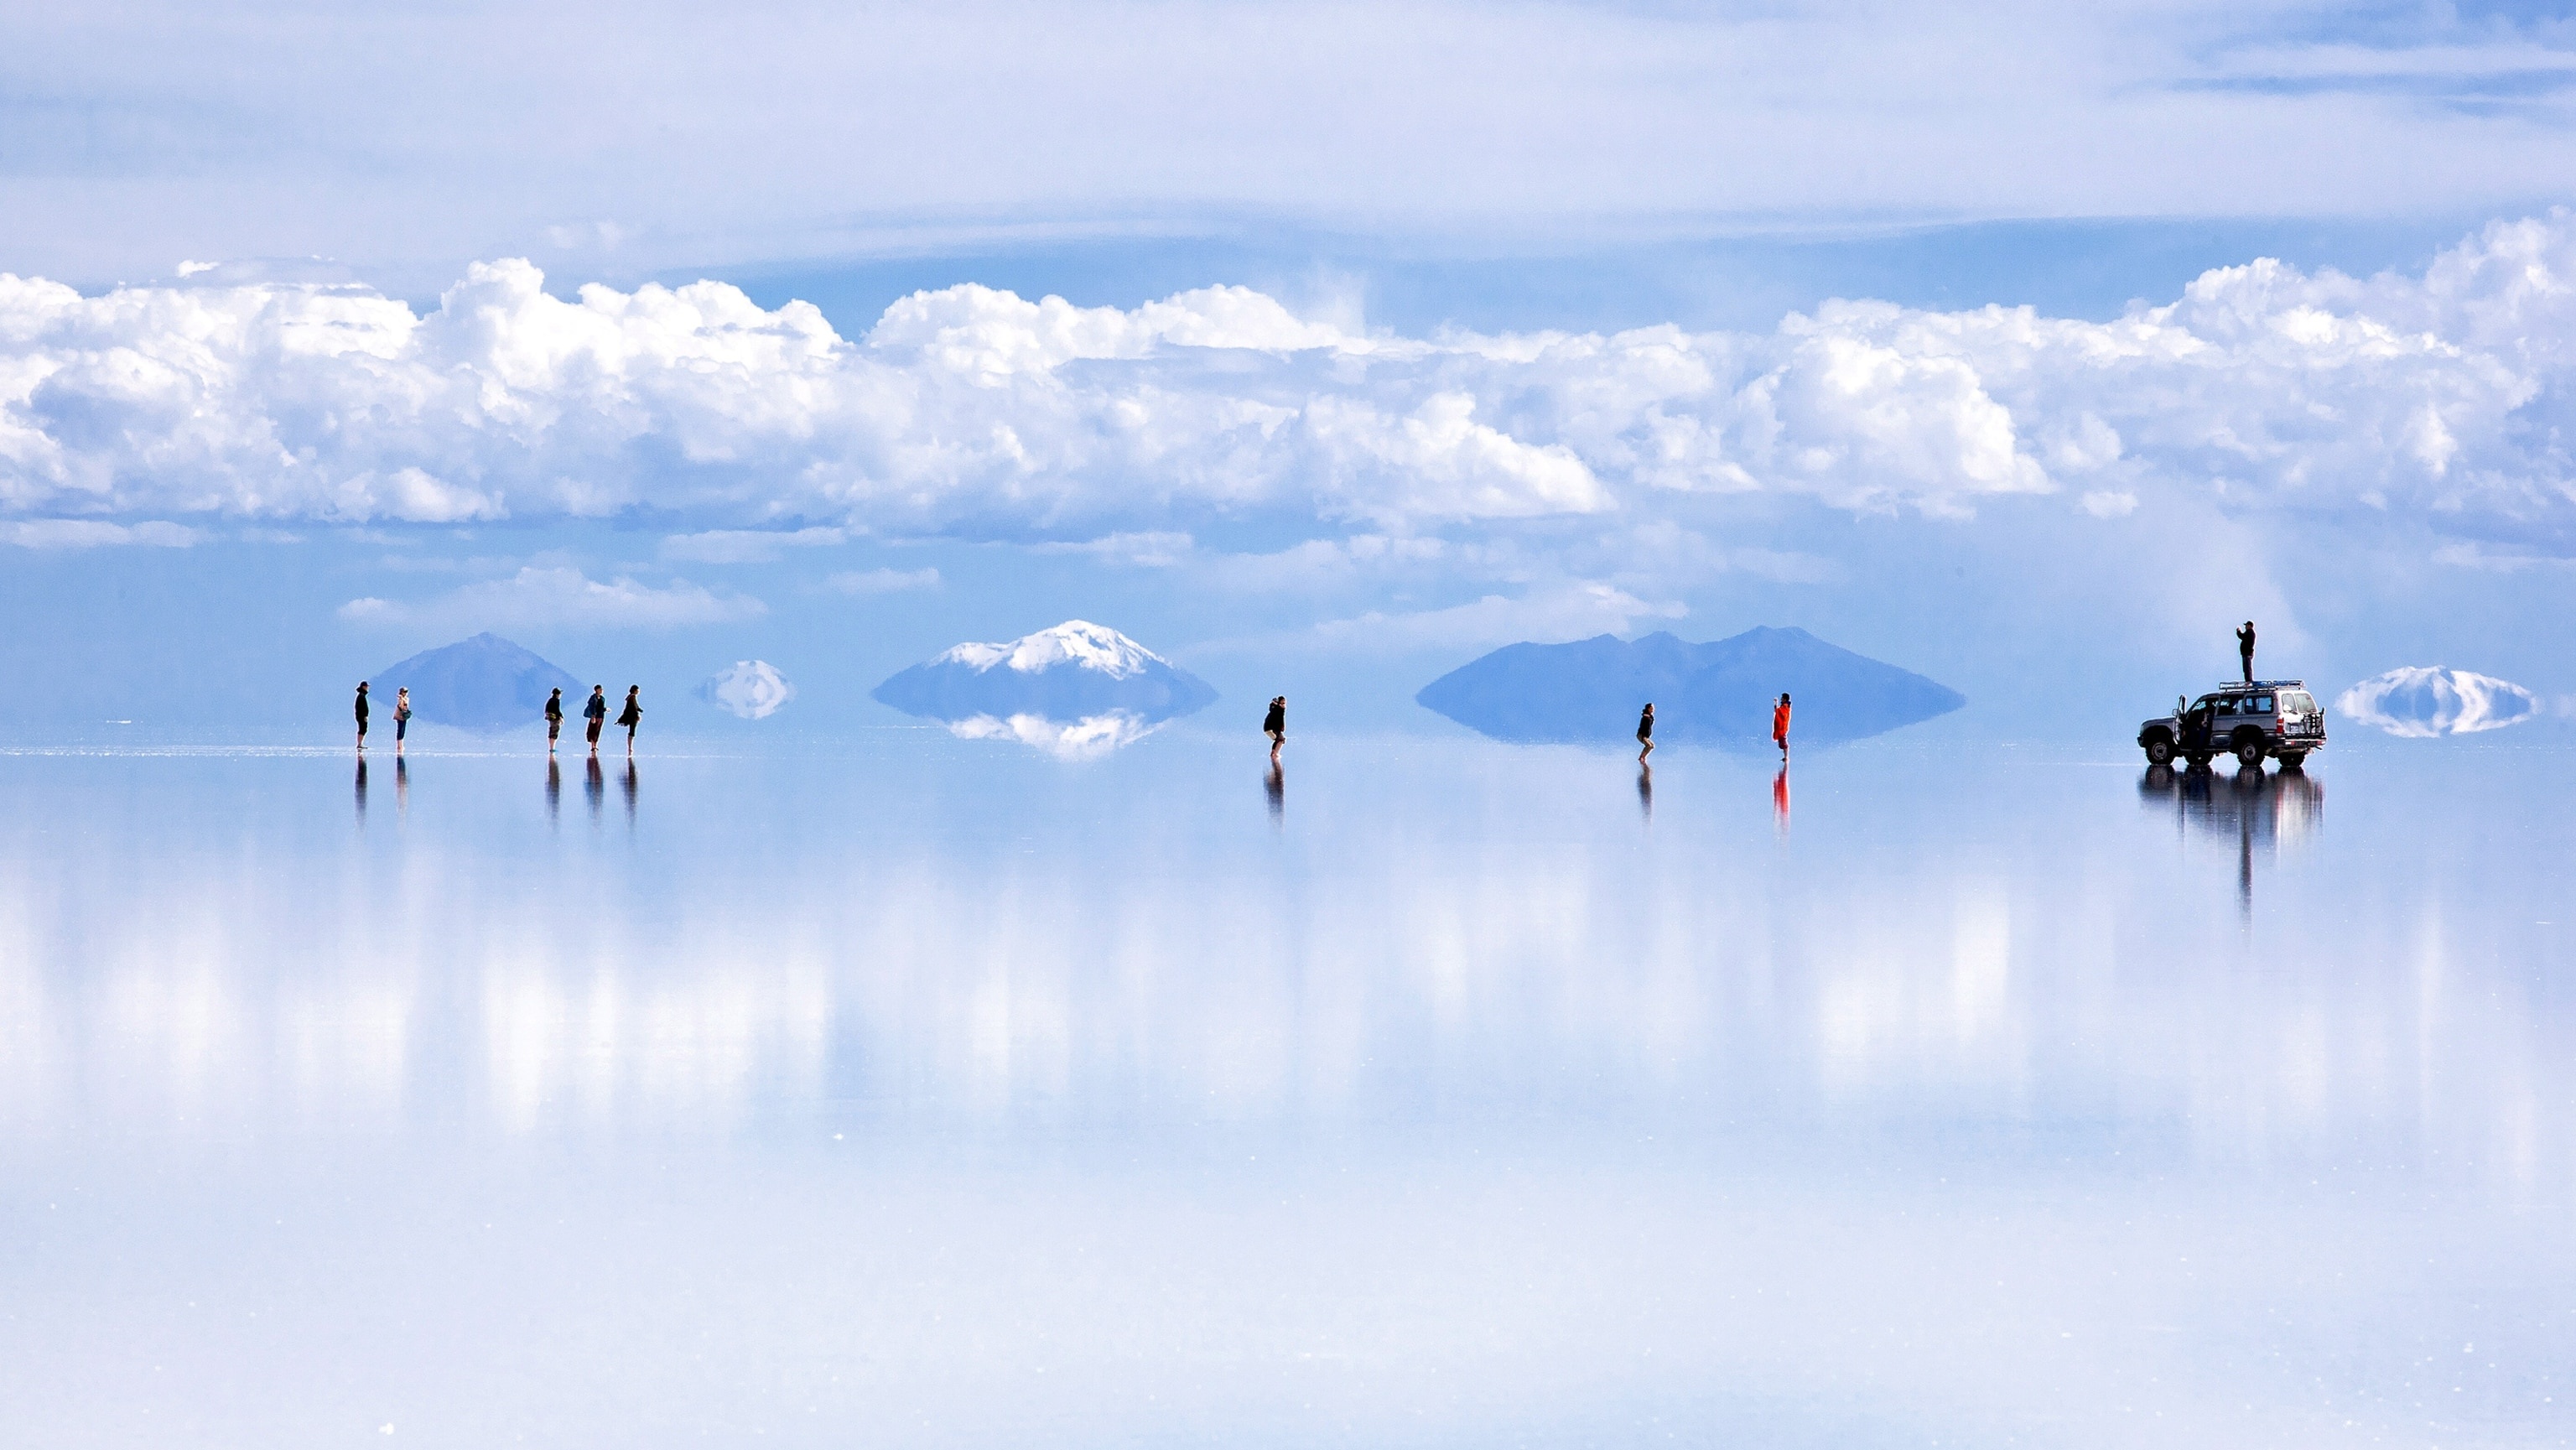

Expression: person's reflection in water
xmin=394 ymin=755 xmax=408 ymax=819
xmin=1772 ymin=764 xmax=1790 ymax=836
xmin=354 ymin=756 xmax=368 ymax=826
xmin=1636 ymin=762 xmax=1652 ymax=824
xmin=1264 ymin=761 xmax=1284 ymax=828
xmin=584 ymin=755 xmax=604 ymax=824
xmin=621 ymin=759 xmax=638 ymax=828
xmin=545 ymin=757 xmax=561 ymax=828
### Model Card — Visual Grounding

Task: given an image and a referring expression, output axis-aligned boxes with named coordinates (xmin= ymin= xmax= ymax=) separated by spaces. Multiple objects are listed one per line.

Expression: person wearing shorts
xmin=544 ymin=688 xmax=564 ymax=752
xmin=1637 ymin=702 xmax=1654 ymax=762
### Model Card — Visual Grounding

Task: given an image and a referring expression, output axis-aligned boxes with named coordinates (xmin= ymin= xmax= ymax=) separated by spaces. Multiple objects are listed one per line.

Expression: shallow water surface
xmin=2 ymin=732 xmax=2570 ymax=1447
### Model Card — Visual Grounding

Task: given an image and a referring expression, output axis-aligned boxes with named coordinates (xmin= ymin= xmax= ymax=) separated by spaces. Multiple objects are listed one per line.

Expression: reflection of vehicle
xmin=2137 ymin=680 xmax=2326 ymax=770
xmin=2140 ymin=761 xmax=2324 ymax=915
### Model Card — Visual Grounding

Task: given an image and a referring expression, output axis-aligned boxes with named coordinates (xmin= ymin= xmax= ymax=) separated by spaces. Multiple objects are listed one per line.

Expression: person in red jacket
xmin=1772 ymin=693 xmax=1792 ymax=759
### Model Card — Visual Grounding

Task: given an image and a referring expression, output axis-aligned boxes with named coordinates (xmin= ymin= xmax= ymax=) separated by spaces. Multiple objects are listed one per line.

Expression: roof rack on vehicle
xmin=2213 ymin=678 xmax=2304 ymax=689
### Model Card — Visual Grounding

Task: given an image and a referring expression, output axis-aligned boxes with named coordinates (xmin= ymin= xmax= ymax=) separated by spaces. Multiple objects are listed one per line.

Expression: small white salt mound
xmin=935 ymin=621 xmax=1166 ymax=678
xmin=944 ymin=710 xmax=1160 ymax=758
xmin=698 ymin=660 xmax=795 ymax=720
xmin=2336 ymin=666 xmax=2537 ymax=738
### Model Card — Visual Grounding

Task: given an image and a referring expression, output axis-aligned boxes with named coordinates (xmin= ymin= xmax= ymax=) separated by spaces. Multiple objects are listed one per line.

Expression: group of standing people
xmin=542 ymin=685 xmax=642 ymax=756
xmin=351 ymin=681 xmax=413 ymax=753
xmin=1633 ymin=694 xmax=1794 ymax=764
xmin=354 ymin=682 xmax=642 ymax=754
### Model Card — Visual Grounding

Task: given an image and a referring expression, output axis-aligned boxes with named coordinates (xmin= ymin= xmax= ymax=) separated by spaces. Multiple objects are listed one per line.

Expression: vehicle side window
xmin=2252 ymin=695 xmax=2274 ymax=713
xmin=2213 ymin=699 xmax=2236 ymax=716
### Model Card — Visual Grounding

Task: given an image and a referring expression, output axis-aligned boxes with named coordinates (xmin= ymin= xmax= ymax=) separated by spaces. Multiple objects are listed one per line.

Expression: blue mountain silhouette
xmin=1416 ymin=626 xmax=1963 ymax=748
xmin=371 ymin=633 xmax=581 ymax=731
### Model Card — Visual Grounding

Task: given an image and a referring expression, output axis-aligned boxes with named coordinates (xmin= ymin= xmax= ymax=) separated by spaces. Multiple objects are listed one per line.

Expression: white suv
xmin=2137 ymin=681 xmax=2325 ymax=770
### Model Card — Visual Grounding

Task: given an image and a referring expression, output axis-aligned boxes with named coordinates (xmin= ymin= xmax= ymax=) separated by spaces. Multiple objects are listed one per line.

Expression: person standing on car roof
xmin=2236 ymin=621 xmax=2257 ymax=683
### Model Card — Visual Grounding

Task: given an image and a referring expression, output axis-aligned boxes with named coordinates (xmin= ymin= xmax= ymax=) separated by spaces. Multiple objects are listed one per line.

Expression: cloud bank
xmin=2336 ymin=667 xmax=2542 ymax=737
xmin=8 ymin=213 xmax=2576 ymax=549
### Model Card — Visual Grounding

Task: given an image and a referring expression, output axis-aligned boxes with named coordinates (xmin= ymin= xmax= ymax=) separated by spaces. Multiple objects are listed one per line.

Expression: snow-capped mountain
xmin=873 ymin=621 xmax=1217 ymax=735
xmin=935 ymin=620 xmax=1165 ymax=679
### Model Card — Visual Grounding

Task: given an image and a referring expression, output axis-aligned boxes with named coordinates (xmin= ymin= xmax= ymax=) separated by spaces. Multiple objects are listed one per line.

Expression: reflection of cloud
xmin=698 ymin=660 xmax=795 ymax=720
xmin=944 ymin=710 xmax=1161 ymax=758
xmin=2337 ymin=666 xmax=2539 ymax=737
xmin=340 ymin=565 xmax=766 ymax=631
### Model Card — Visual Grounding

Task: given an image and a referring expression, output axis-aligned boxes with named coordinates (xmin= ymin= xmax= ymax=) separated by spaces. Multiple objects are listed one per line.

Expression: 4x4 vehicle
xmin=2137 ymin=681 xmax=2325 ymax=770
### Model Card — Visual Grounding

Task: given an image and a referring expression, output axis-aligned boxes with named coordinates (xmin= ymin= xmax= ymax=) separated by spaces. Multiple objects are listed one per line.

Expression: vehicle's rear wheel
xmin=2278 ymin=751 xmax=2307 ymax=771
xmin=2236 ymin=740 xmax=2267 ymax=770
xmin=2144 ymin=735 xmax=2174 ymax=765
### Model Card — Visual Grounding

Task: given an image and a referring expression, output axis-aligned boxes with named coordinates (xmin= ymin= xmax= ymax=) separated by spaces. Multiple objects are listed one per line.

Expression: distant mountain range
xmin=873 ymin=621 xmax=1218 ymax=733
xmin=371 ymin=633 xmax=581 ymax=730
xmin=1417 ymin=626 xmax=1963 ymax=748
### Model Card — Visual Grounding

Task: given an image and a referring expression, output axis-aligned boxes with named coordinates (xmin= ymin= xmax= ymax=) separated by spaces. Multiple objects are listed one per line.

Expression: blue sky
xmin=3 ymin=0 xmax=2573 ymax=737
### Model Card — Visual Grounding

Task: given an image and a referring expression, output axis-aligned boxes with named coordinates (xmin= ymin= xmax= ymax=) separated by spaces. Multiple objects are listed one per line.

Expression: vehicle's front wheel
xmin=2236 ymin=740 xmax=2267 ymax=770
xmin=2143 ymin=735 xmax=2174 ymax=765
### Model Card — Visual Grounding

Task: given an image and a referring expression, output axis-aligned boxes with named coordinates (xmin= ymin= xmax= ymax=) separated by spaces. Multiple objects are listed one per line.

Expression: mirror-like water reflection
xmin=0 ymin=736 xmax=2568 ymax=1447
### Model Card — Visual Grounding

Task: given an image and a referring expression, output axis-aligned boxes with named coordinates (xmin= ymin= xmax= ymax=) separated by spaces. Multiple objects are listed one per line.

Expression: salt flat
xmin=1 ymin=729 xmax=2568 ymax=1447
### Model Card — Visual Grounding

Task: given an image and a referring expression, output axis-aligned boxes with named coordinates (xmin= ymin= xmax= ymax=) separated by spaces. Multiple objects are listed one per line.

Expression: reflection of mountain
xmin=873 ymin=621 xmax=1215 ymax=750
xmin=1416 ymin=626 xmax=1963 ymax=748
xmin=945 ymin=710 xmax=1163 ymax=759
xmin=372 ymin=633 xmax=581 ymax=731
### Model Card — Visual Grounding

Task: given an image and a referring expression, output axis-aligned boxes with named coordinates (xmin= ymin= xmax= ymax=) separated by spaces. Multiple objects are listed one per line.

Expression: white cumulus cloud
xmin=8 ymin=213 xmax=2576 ymax=546
xmin=2336 ymin=667 xmax=2541 ymax=738
xmin=340 ymin=565 xmax=766 ymax=632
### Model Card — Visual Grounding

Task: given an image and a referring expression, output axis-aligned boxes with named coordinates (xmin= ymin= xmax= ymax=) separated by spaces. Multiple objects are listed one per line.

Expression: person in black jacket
xmin=1636 ymin=703 xmax=1654 ymax=762
xmin=583 ymin=685 xmax=608 ymax=753
xmin=1263 ymin=696 xmax=1286 ymax=761
xmin=2236 ymin=621 xmax=2257 ymax=683
xmin=544 ymin=687 xmax=564 ymax=753
xmin=616 ymin=686 xmax=642 ymax=755
xmin=354 ymin=681 xmax=370 ymax=751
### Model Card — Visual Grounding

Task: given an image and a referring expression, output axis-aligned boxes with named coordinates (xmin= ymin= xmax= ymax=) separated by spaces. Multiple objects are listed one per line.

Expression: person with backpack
xmin=392 ymin=687 xmax=413 ymax=753
xmin=1263 ymin=696 xmax=1286 ymax=761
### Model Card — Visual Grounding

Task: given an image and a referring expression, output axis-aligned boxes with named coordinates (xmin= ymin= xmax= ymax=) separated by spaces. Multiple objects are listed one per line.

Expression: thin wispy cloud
xmin=822 ymin=567 xmax=941 ymax=595
xmin=0 ymin=520 xmax=196 ymax=548
xmin=340 ymin=566 xmax=766 ymax=632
